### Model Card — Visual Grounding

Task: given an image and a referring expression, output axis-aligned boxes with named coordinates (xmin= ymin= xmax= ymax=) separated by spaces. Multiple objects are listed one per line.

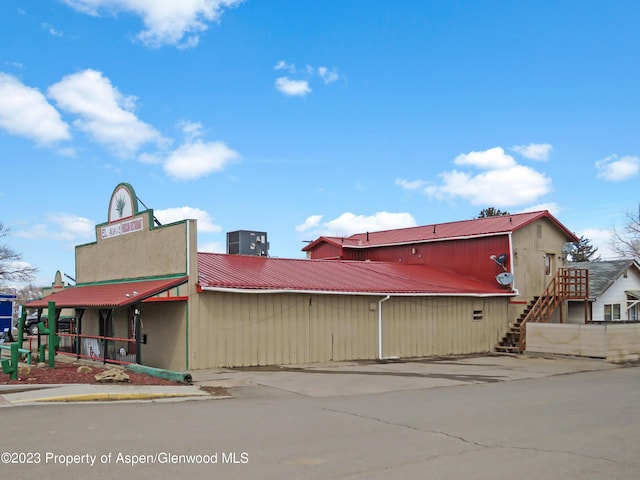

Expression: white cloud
xmin=274 ymin=60 xmax=295 ymax=73
xmin=518 ymin=203 xmax=559 ymax=215
xmin=48 ymin=69 xmax=163 ymax=157
xmin=48 ymin=213 xmax=95 ymax=240
xmin=407 ymin=146 xmax=552 ymax=208
xmin=275 ymin=77 xmax=311 ymax=97
xmin=15 ymin=213 xmax=94 ymax=243
xmin=62 ymin=0 xmax=243 ymax=48
xmin=305 ymin=212 xmax=417 ymax=238
xmin=512 ymin=143 xmax=552 ymax=161
xmin=137 ymin=152 xmax=162 ymax=164
xmin=42 ymin=23 xmax=64 ymax=37
xmin=295 ymin=215 xmax=323 ymax=233
xmin=0 ymin=73 xmax=70 ymax=144
xmin=454 ymin=147 xmax=516 ymax=169
xmin=580 ymin=228 xmax=617 ymax=260
xmin=395 ymin=178 xmax=429 ymax=191
xmin=596 ymin=154 xmax=640 ymax=181
xmin=318 ymin=66 xmax=339 ymax=84
xmin=178 ymin=120 xmax=204 ymax=141
xmin=426 ymin=165 xmax=551 ymax=207
xmin=163 ymin=139 xmax=240 ymax=180
xmin=273 ymin=61 xmax=341 ymax=96
xmin=154 ymin=206 xmax=221 ymax=232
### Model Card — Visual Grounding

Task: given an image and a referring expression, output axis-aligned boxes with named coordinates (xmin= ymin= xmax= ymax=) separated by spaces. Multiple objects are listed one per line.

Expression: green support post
xmin=36 ymin=301 xmax=59 ymax=368
xmin=1 ymin=342 xmax=19 ymax=380
xmin=47 ymin=301 xmax=57 ymax=367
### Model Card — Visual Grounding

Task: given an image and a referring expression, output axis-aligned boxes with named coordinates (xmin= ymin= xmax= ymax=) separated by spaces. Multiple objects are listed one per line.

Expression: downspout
xmin=378 ymin=295 xmax=391 ymax=360
xmin=185 ymin=221 xmax=191 ymax=370
xmin=508 ymin=232 xmax=520 ymax=295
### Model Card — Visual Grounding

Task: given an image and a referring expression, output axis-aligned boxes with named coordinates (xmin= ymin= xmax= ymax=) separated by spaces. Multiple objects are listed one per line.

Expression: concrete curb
xmin=11 ymin=392 xmax=210 ymax=403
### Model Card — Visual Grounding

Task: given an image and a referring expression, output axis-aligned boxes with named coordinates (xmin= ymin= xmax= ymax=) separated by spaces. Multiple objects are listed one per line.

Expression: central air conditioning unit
xmin=227 ymin=230 xmax=269 ymax=256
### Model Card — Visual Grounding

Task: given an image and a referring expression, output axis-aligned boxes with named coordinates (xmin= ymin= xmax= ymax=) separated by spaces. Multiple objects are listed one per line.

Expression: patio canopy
xmin=26 ymin=276 xmax=188 ymax=309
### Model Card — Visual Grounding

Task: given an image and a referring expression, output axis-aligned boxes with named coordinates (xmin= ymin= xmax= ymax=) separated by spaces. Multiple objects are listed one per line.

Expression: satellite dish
xmin=490 ymin=253 xmax=508 ymax=271
xmin=562 ymin=242 xmax=577 ymax=254
xmin=496 ymin=272 xmax=514 ymax=286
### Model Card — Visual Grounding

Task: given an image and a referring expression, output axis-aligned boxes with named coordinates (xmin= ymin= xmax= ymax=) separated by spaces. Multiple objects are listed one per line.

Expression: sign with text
xmin=100 ymin=217 xmax=144 ymax=240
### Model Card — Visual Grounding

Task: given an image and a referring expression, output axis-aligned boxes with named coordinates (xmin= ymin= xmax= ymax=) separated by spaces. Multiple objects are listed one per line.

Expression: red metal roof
xmin=303 ymin=210 xmax=578 ymax=251
xmin=25 ymin=276 xmax=188 ymax=309
xmin=197 ymin=253 xmax=512 ymax=296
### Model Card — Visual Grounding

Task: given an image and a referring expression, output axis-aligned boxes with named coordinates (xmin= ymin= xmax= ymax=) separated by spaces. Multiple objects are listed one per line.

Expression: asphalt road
xmin=3 ymin=364 xmax=640 ymax=479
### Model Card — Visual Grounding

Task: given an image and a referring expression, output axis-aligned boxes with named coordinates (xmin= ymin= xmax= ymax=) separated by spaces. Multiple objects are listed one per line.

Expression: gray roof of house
xmin=570 ymin=260 xmax=639 ymax=298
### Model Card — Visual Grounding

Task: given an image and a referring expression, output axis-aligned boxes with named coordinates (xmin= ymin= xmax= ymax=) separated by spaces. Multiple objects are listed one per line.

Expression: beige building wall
xmin=75 ymin=213 xmax=191 ymax=283
xmin=510 ymin=218 xmax=574 ymax=323
xmin=382 ymin=296 xmax=508 ymax=358
xmin=70 ymin=216 xmax=196 ymax=371
xmin=139 ymin=301 xmax=187 ymax=370
xmin=188 ymin=291 xmax=509 ymax=369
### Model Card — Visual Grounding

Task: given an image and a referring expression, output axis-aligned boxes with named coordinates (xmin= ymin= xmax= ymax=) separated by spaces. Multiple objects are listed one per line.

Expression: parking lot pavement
xmin=189 ymin=353 xmax=623 ymax=398
xmin=0 ymin=353 xmax=627 ymax=406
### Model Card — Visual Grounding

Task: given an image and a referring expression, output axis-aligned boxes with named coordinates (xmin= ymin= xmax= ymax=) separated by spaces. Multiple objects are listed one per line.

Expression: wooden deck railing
xmin=518 ymin=268 xmax=589 ymax=352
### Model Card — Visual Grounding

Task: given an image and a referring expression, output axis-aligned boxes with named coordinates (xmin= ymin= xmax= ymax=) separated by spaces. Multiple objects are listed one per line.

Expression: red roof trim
xmin=25 ymin=276 xmax=188 ymax=309
xmin=302 ymin=211 xmax=578 ymax=251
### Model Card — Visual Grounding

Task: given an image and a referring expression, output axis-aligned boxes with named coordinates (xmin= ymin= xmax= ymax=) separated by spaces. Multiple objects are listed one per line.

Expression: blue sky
xmin=1 ymin=0 xmax=639 ymax=287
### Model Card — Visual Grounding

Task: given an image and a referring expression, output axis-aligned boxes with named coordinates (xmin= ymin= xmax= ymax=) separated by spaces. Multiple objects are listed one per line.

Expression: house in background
xmin=567 ymin=260 xmax=640 ymax=323
xmin=526 ymin=259 xmax=640 ymax=361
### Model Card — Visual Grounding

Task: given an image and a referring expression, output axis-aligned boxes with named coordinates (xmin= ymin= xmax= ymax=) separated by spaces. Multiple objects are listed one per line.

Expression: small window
xmin=604 ymin=304 xmax=621 ymax=321
xmin=545 ymin=254 xmax=552 ymax=276
xmin=473 ymin=310 xmax=483 ymax=321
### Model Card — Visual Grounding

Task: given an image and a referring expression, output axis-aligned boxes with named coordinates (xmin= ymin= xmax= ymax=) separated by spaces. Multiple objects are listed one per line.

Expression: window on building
xmin=545 ymin=254 xmax=552 ymax=276
xmin=604 ymin=304 xmax=621 ymax=321
xmin=473 ymin=310 xmax=483 ymax=321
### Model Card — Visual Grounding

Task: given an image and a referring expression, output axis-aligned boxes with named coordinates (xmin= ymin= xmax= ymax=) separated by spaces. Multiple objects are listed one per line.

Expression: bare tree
xmin=0 ymin=222 xmax=37 ymax=285
xmin=611 ymin=209 xmax=640 ymax=259
xmin=15 ymin=284 xmax=43 ymax=304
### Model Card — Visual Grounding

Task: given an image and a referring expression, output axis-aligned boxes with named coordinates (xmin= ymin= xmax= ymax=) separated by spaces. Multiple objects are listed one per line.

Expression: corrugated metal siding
xmin=381 ymin=297 xmax=507 ymax=358
xmin=190 ymin=291 xmax=509 ymax=368
xmin=309 ymin=242 xmax=343 ymax=259
xmin=345 ymin=235 xmax=511 ymax=286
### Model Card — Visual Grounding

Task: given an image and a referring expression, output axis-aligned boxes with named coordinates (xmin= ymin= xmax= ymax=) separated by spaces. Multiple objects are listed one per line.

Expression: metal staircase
xmin=496 ymin=268 xmax=589 ymax=353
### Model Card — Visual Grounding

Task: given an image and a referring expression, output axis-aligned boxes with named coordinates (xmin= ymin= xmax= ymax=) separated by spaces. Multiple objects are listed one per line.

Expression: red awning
xmin=26 ymin=276 xmax=188 ymax=309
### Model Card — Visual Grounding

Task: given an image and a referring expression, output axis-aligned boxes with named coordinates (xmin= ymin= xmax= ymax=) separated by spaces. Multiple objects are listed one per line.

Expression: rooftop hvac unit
xmin=227 ymin=230 xmax=269 ymax=256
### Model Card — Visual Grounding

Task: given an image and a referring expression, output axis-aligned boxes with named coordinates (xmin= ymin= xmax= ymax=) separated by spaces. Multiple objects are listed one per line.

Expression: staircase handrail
xmin=518 ymin=268 xmax=589 ymax=352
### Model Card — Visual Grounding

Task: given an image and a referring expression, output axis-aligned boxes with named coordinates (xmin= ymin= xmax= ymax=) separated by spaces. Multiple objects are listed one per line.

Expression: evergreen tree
xmin=569 ymin=235 xmax=601 ymax=262
xmin=477 ymin=207 xmax=510 ymax=218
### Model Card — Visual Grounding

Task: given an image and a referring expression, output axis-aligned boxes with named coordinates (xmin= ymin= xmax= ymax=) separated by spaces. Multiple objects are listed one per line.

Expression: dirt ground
xmin=1 ymin=361 xmax=184 ymax=386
